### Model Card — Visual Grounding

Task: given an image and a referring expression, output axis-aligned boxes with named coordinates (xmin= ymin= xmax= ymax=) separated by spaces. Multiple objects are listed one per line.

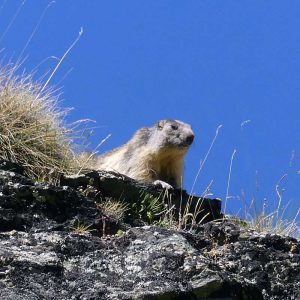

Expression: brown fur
xmin=95 ymin=120 xmax=194 ymax=188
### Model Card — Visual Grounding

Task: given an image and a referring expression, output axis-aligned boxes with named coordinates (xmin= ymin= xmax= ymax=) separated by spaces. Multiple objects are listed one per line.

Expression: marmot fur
xmin=95 ymin=119 xmax=194 ymax=189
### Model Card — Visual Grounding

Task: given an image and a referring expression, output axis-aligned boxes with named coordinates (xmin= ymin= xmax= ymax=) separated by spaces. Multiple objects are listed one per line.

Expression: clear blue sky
xmin=1 ymin=1 xmax=299 ymax=221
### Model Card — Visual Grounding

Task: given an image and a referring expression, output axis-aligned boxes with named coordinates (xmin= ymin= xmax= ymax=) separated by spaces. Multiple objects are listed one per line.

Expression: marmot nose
xmin=186 ymin=134 xmax=194 ymax=145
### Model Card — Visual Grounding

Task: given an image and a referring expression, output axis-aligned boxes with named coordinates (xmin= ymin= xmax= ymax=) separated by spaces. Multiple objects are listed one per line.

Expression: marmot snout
xmin=153 ymin=119 xmax=194 ymax=149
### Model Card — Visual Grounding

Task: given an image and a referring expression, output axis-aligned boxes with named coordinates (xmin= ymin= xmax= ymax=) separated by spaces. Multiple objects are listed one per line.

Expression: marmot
xmin=95 ymin=119 xmax=194 ymax=189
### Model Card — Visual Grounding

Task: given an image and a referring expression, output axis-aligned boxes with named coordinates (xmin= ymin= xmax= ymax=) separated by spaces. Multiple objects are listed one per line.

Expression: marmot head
xmin=154 ymin=119 xmax=194 ymax=149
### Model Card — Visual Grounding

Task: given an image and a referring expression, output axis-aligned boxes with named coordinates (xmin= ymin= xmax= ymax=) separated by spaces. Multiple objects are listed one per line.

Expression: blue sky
xmin=1 ymin=1 xmax=299 ymax=221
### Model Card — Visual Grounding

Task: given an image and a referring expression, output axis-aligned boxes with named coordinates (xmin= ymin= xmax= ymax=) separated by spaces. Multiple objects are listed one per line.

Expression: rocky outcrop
xmin=60 ymin=169 xmax=222 ymax=224
xmin=0 ymin=160 xmax=299 ymax=300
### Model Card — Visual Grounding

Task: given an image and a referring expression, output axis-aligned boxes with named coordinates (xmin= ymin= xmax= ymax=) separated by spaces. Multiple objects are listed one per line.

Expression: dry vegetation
xmin=96 ymin=198 xmax=129 ymax=221
xmin=243 ymin=199 xmax=300 ymax=238
xmin=71 ymin=220 xmax=94 ymax=235
xmin=0 ymin=65 xmax=88 ymax=183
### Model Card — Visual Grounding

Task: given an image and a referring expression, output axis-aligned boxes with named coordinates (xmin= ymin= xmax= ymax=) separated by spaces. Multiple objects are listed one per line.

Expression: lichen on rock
xmin=0 ymin=160 xmax=299 ymax=300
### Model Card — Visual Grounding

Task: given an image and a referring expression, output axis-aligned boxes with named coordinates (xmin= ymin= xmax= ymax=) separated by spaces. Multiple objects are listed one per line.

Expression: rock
xmin=0 ymin=160 xmax=299 ymax=299
xmin=0 ymin=159 xmax=25 ymax=175
xmin=61 ymin=170 xmax=222 ymax=224
xmin=1 ymin=223 xmax=299 ymax=299
xmin=0 ymin=166 xmax=119 ymax=235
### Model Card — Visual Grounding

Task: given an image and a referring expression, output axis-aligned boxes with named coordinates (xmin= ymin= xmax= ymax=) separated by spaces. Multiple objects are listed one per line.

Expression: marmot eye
xmin=171 ymin=124 xmax=178 ymax=130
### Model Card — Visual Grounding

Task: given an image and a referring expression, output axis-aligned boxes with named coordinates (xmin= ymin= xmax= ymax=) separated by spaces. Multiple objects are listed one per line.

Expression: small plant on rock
xmin=71 ymin=220 xmax=94 ymax=235
xmin=96 ymin=198 xmax=129 ymax=221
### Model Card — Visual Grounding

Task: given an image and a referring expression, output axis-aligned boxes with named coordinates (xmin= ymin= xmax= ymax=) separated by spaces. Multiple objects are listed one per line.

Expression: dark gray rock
xmin=0 ymin=161 xmax=299 ymax=300
xmin=0 ymin=167 xmax=119 ymax=235
xmin=1 ymin=224 xmax=299 ymax=299
xmin=61 ymin=170 xmax=222 ymax=223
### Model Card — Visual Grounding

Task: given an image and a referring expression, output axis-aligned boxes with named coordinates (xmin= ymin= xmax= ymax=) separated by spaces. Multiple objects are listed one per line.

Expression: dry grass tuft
xmin=242 ymin=175 xmax=300 ymax=239
xmin=71 ymin=220 xmax=94 ymax=235
xmin=97 ymin=198 xmax=129 ymax=221
xmin=245 ymin=204 xmax=300 ymax=238
xmin=0 ymin=65 xmax=87 ymax=183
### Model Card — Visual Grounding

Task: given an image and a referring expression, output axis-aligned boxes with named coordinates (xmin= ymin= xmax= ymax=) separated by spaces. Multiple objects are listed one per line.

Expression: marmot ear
xmin=156 ymin=120 xmax=166 ymax=130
